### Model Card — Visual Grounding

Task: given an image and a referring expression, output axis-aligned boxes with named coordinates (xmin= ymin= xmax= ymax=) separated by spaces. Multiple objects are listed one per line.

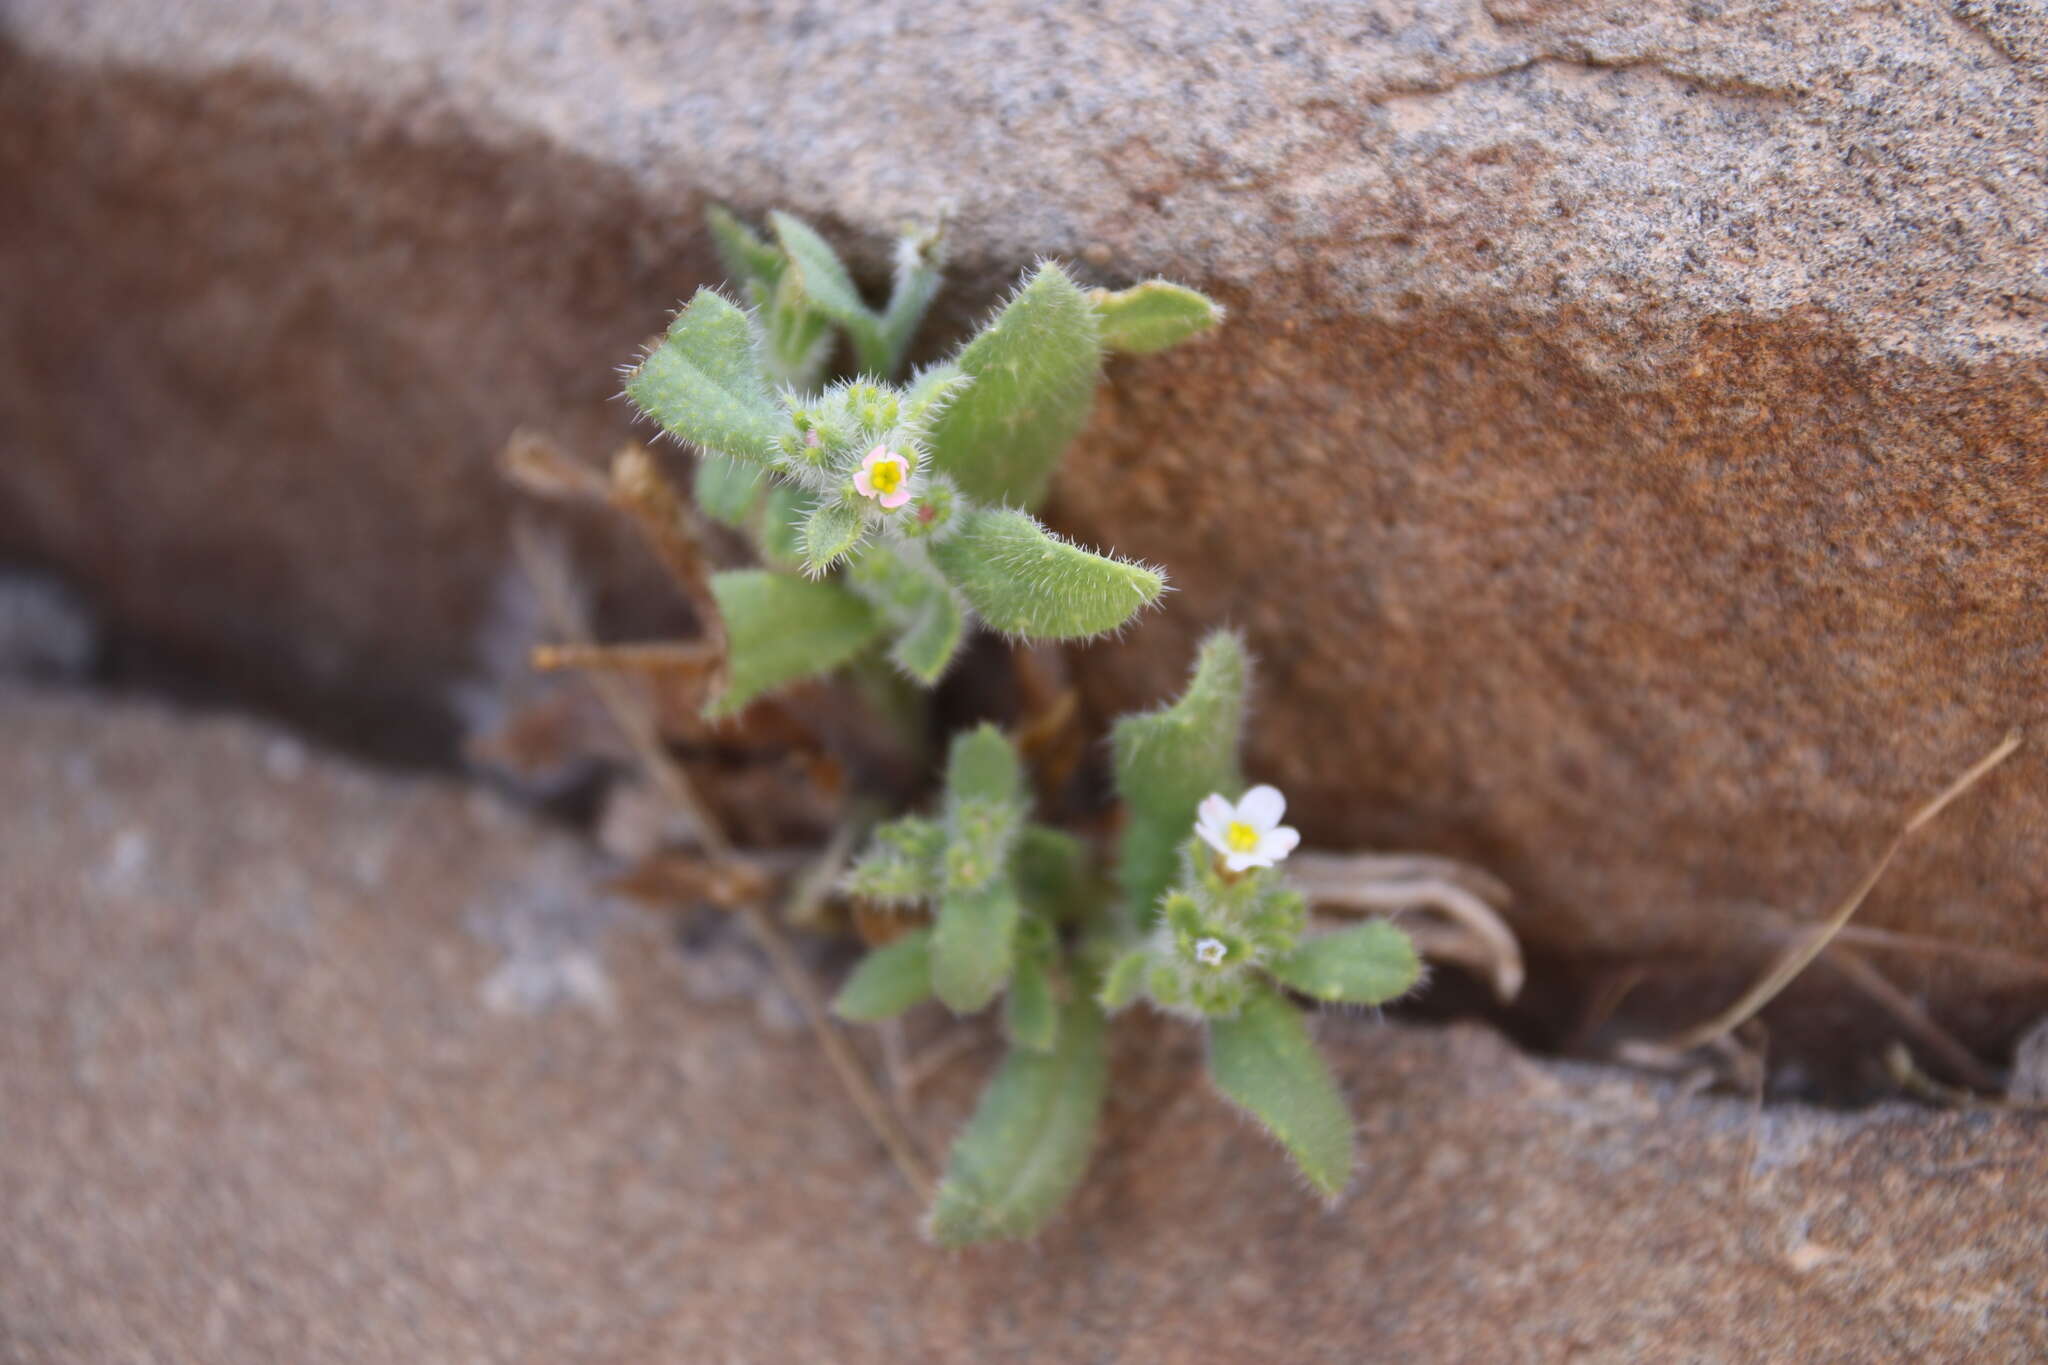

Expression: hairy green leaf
xmin=1097 ymin=948 xmax=1150 ymax=1011
xmin=832 ymin=929 xmax=933 ymax=1022
xmin=625 ymin=288 xmax=785 ymax=464
xmin=707 ymin=570 xmax=883 ymax=716
xmin=876 ymin=223 xmax=945 ymax=379
xmin=927 ymin=726 xmax=1029 ymax=1013
xmin=901 ymin=362 xmax=972 ymax=432
xmin=763 ymin=269 xmax=835 ymax=390
xmin=1207 ymin=985 xmax=1353 ymax=1200
xmin=929 ymin=508 xmax=1163 ymax=641
xmin=754 ymin=482 xmax=810 ymax=571
xmin=944 ymin=723 xmax=1025 ymax=809
xmin=706 ymin=204 xmax=786 ymax=299
xmin=798 ymin=496 xmax=867 ymax=576
xmin=928 ymin=996 xmax=1107 ymax=1245
xmin=930 ymin=879 xmax=1022 ymax=1014
xmin=1003 ymin=952 xmax=1059 ymax=1053
xmin=891 ymin=587 xmax=966 ymax=683
xmin=845 ymin=544 xmax=969 ymax=684
xmin=1111 ymin=631 xmax=1249 ymax=923
xmin=1014 ymin=826 xmax=1091 ymax=923
xmin=1267 ymin=921 xmax=1421 ymax=1007
xmin=923 ymin=262 xmax=1101 ymax=508
xmin=843 ymin=815 xmax=944 ymax=906
xmin=1090 ymin=280 xmax=1224 ymax=355
xmin=770 ymin=211 xmax=888 ymax=375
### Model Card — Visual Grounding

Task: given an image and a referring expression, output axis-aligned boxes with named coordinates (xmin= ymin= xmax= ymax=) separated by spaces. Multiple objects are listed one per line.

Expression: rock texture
xmin=4 ymin=686 xmax=2047 ymax=1362
xmin=3 ymin=3 xmax=2048 ymax=1030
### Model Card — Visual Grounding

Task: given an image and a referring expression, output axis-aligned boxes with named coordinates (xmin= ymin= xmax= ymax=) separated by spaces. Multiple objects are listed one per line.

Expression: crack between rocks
xmin=1364 ymin=47 xmax=1803 ymax=108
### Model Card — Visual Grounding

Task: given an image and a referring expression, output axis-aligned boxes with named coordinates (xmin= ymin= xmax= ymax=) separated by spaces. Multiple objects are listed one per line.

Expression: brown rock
xmin=4 ymin=687 xmax=2047 ymax=1361
xmin=3 ymin=3 xmax=2047 ymax=1029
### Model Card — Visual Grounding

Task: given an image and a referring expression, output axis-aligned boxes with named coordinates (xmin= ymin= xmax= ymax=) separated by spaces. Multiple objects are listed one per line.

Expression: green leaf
xmin=890 ymin=587 xmax=966 ymax=683
xmin=832 ymin=929 xmax=933 ymax=1022
xmin=754 ymin=482 xmax=810 ymax=571
xmin=770 ymin=211 xmax=888 ymax=375
xmin=1090 ymin=280 xmax=1224 ymax=355
xmin=1014 ymin=826 xmax=1091 ymax=923
xmin=1267 ymin=921 xmax=1421 ymax=1007
xmin=876 ymin=223 xmax=945 ymax=378
xmin=625 ymin=288 xmax=786 ymax=464
xmin=928 ymin=996 xmax=1108 ymax=1245
xmin=707 ymin=570 xmax=883 ymax=716
xmin=763 ymin=269 xmax=835 ymax=390
xmin=930 ymin=879 xmax=1022 ymax=1014
xmin=798 ymin=496 xmax=867 ymax=576
xmin=901 ymin=362 xmax=972 ymax=432
xmin=944 ymin=723 xmax=1024 ymax=808
xmin=1097 ymin=949 xmax=1150 ymax=1011
xmin=923 ymin=262 xmax=1101 ymax=508
xmin=929 ymin=508 xmax=1163 ymax=641
xmin=693 ymin=453 xmax=765 ymax=529
xmin=1207 ymin=985 xmax=1353 ymax=1200
xmin=843 ymin=544 xmax=969 ymax=684
xmin=1003 ymin=953 xmax=1060 ymax=1053
xmin=1110 ymin=631 xmax=1248 ymax=922
xmin=706 ymin=204 xmax=786 ymax=299
xmin=927 ymin=726 xmax=1029 ymax=1013
xmin=843 ymin=815 xmax=944 ymax=906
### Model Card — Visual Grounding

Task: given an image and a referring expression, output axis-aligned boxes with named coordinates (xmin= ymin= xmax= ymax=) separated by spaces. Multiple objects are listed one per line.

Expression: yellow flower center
xmin=868 ymin=458 xmax=905 ymax=495
xmin=1224 ymin=820 xmax=1260 ymax=854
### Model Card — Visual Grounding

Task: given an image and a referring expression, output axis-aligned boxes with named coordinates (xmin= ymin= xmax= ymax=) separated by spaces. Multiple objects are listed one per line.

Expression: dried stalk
xmin=510 ymin=518 xmax=934 ymax=1198
xmin=1657 ymin=730 xmax=2022 ymax=1055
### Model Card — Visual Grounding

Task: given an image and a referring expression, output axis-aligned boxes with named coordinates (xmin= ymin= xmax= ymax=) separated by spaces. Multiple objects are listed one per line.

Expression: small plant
xmin=625 ymin=209 xmax=1221 ymax=715
xmin=834 ymin=630 xmax=1420 ymax=1241
xmin=538 ymin=207 xmax=1462 ymax=1247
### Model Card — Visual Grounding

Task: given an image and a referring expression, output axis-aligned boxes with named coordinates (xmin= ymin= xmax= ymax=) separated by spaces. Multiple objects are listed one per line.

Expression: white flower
xmin=1194 ymin=936 xmax=1228 ymax=967
xmin=1194 ymin=784 xmax=1300 ymax=872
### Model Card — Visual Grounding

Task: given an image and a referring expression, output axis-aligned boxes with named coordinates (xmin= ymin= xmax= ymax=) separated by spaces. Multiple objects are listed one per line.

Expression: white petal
xmin=1196 ymin=822 xmax=1231 ymax=857
xmin=1196 ymin=793 xmax=1234 ymax=833
xmin=1237 ymin=784 xmax=1286 ymax=832
xmin=1223 ymin=849 xmax=1268 ymax=872
xmin=1258 ymin=826 xmax=1301 ymax=862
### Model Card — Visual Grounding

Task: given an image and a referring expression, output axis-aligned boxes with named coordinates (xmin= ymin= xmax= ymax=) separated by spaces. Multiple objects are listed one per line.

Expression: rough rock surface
xmin=4 ymin=3 xmax=2048 ymax=1026
xmin=4 ymin=686 xmax=2047 ymax=1362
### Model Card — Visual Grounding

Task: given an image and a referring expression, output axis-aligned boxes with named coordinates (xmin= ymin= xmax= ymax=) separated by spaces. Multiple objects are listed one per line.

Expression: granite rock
xmin=2 ymin=2 xmax=2046 ymax=1028
xmin=5 ymin=687 xmax=2047 ymax=1361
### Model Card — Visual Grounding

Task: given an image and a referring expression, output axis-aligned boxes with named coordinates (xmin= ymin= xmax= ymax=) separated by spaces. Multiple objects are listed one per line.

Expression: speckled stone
xmin=4 ymin=686 xmax=2046 ymax=1362
xmin=2 ymin=2 xmax=2045 ymax=1027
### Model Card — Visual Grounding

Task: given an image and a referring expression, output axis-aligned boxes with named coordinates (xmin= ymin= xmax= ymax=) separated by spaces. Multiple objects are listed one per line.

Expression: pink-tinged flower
xmin=853 ymin=445 xmax=913 ymax=509
xmin=1195 ymin=785 xmax=1300 ymax=872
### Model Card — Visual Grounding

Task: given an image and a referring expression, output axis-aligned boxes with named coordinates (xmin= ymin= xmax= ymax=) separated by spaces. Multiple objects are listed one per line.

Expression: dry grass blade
xmin=609 ymin=444 xmax=724 ymax=651
xmin=1818 ymin=946 xmax=2004 ymax=1092
xmin=533 ymin=640 xmax=721 ymax=683
xmin=1290 ymin=849 xmax=1512 ymax=907
xmin=509 ymin=519 xmax=935 ymax=1199
xmin=1885 ymin=1043 xmax=1994 ymax=1108
xmin=512 ymin=520 xmax=727 ymax=856
xmin=1831 ymin=922 xmax=2048 ymax=978
xmin=499 ymin=427 xmax=613 ymax=502
xmin=605 ymin=850 xmax=777 ymax=913
xmin=1886 ymin=1043 xmax=2048 ymax=1113
xmin=1658 ymin=729 xmax=2023 ymax=1054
